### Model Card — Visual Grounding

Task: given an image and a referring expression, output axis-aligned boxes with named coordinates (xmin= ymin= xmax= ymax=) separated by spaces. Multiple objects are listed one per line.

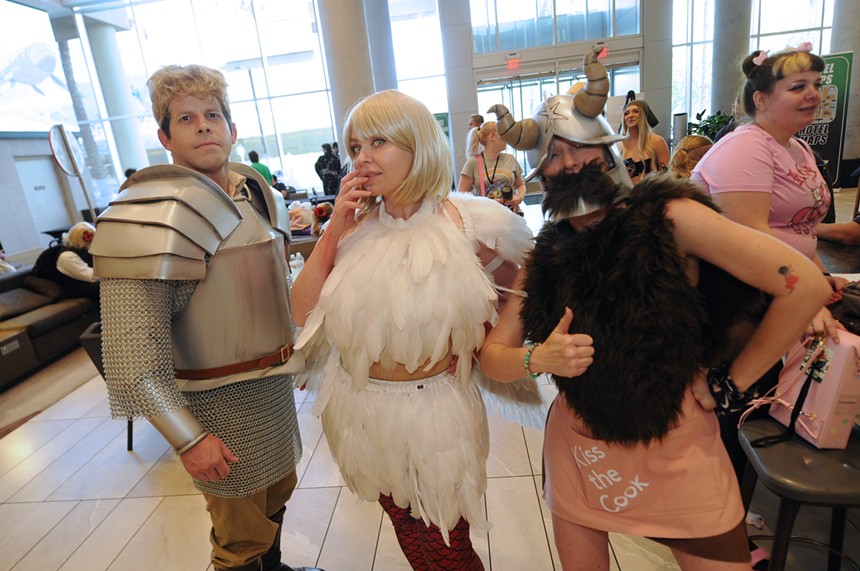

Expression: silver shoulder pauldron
xmin=91 ymin=165 xmax=243 ymax=280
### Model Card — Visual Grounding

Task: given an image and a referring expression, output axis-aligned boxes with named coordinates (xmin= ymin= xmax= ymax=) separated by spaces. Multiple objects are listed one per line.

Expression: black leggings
xmin=652 ymin=520 xmax=751 ymax=563
xmin=718 ymin=361 xmax=782 ymax=482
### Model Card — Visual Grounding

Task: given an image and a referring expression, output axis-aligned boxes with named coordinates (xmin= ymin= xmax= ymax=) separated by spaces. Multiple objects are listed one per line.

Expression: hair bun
xmin=741 ymin=51 xmax=764 ymax=77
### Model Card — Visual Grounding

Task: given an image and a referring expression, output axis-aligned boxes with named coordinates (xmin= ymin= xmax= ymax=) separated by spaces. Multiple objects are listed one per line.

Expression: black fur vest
xmin=521 ymin=177 xmax=764 ymax=445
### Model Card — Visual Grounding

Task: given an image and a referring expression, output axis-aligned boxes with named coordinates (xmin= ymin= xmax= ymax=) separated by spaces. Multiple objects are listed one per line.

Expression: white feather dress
xmin=295 ymin=194 xmax=534 ymax=541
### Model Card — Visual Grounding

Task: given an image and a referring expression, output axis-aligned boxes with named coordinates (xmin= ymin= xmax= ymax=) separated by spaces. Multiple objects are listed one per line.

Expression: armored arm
xmin=92 ymin=165 xmax=244 ymax=453
xmin=100 ymin=278 xmax=208 ymax=453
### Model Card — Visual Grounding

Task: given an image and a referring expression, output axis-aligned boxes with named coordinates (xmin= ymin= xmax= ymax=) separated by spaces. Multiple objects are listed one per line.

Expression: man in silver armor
xmin=90 ymin=64 xmax=322 ymax=571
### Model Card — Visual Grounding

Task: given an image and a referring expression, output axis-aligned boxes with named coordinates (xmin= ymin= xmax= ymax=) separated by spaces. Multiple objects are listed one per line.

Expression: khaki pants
xmin=203 ymin=470 xmax=298 ymax=569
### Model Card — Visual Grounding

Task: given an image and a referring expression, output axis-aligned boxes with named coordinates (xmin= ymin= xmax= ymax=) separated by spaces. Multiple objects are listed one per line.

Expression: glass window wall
xmin=390 ymin=0 xmax=447 ymax=114
xmin=2 ymin=0 xmax=453 ymax=205
xmin=673 ymin=0 xmax=834 ymax=133
xmin=17 ymin=0 xmax=337 ymax=206
xmin=497 ymin=1 xmax=553 ymax=51
xmin=476 ymin=64 xmax=639 ymax=174
xmin=751 ymin=0 xmax=833 ymax=54
xmin=614 ymin=0 xmax=639 ymax=36
xmin=269 ymin=92 xmax=334 ymax=193
xmin=472 ymin=0 xmax=639 ymax=55
xmin=671 ymin=0 xmax=714 ymax=136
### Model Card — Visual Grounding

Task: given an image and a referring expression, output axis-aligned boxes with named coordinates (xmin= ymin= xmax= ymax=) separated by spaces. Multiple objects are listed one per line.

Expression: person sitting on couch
xmin=0 ymin=247 xmax=15 ymax=274
xmin=33 ymin=222 xmax=99 ymax=302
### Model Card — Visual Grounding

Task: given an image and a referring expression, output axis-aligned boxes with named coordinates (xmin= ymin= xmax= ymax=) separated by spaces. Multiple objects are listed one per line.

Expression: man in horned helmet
xmin=487 ymin=46 xmax=632 ymax=219
xmin=480 ymin=47 xmax=829 ymax=570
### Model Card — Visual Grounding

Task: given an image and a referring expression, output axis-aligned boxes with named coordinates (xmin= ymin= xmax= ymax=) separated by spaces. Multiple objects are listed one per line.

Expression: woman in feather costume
xmin=290 ymin=89 xmax=533 ymax=570
xmin=479 ymin=48 xmax=831 ymax=570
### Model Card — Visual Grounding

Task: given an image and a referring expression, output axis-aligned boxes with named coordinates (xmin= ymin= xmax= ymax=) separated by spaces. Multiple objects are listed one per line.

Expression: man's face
xmin=541 ymin=138 xmax=609 ymax=178
xmin=157 ymin=94 xmax=236 ymax=175
xmin=540 ymin=138 xmax=619 ymax=221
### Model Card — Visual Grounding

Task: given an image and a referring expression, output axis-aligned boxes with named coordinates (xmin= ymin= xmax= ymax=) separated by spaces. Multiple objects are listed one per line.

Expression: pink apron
xmin=543 ymin=388 xmax=745 ymax=538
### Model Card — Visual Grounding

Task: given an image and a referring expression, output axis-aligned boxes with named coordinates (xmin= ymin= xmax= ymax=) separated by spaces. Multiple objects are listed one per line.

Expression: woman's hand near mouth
xmin=327 ymin=170 xmax=371 ymax=240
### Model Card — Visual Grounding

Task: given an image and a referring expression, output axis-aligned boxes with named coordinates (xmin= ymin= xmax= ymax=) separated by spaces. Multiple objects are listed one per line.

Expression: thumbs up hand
xmin=531 ymin=307 xmax=594 ymax=378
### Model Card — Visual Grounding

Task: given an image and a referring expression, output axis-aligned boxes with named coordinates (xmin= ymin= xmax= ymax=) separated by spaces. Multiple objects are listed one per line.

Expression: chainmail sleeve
xmin=100 ymin=278 xmax=196 ymax=419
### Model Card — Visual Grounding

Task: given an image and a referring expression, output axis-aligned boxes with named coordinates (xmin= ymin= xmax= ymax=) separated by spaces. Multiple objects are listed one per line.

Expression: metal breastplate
xmin=171 ymin=198 xmax=293 ymax=373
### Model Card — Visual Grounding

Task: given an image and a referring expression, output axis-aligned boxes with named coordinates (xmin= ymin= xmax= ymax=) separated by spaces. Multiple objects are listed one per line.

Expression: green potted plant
xmin=687 ymin=109 xmax=732 ymax=140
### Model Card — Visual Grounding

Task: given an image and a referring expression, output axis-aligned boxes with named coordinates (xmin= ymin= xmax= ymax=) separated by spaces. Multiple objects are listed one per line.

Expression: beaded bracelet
xmin=524 ymin=343 xmax=541 ymax=380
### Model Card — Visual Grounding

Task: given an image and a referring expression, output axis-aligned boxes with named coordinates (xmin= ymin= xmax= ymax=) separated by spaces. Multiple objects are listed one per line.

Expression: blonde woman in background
xmin=458 ymin=121 xmax=527 ymax=213
xmin=669 ymin=135 xmax=713 ymax=179
xmin=619 ymin=99 xmax=670 ymax=184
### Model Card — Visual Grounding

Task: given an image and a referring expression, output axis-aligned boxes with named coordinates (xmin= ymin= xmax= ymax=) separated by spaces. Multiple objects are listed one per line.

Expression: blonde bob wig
xmin=343 ymin=90 xmax=452 ymax=209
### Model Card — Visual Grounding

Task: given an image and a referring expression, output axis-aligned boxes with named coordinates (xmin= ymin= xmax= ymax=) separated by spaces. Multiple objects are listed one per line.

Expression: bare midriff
xmin=369 ymin=350 xmax=455 ymax=381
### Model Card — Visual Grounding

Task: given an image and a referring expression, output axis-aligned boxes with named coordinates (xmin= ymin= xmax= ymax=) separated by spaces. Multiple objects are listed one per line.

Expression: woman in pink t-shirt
xmin=692 ymin=45 xmax=844 ymax=301
xmin=692 ymin=45 xmax=843 ymax=570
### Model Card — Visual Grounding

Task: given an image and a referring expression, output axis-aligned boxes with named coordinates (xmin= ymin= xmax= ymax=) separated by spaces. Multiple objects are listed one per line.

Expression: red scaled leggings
xmin=378 ymin=494 xmax=484 ymax=570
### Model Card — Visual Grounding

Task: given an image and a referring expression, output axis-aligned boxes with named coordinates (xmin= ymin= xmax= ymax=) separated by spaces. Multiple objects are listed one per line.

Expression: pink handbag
xmin=763 ymin=332 xmax=860 ymax=449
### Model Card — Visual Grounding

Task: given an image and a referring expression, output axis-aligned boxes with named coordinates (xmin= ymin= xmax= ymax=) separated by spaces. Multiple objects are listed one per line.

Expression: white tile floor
xmin=0 ymin=362 xmax=689 ymax=571
xmin=5 ymin=352 xmax=860 ymax=571
xmin=0 ymin=356 xmax=860 ymax=571
xmin=1 ymin=189 xmax=859 ymax=571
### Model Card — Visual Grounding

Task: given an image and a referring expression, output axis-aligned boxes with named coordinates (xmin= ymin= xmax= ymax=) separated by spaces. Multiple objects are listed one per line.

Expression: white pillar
xmin=364 ymin=0 xmax=397 ymax=92
xmin=84 ymin=20 xmax=148 ymax=173
xmin=438 ymin=0 xmax=476 ymax=177
xmin=642 ymin=0 xmax=673 ymax=143
xmin=711 ymin=0 xmax=751 ymax=117
xmin=317 ymin=0 xmax=375 ymax=142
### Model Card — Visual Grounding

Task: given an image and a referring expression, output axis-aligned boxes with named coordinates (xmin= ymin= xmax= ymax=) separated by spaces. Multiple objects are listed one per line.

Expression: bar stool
xmin=852 ymin=181 xmax=860 ymax=219
xmin=738 ymin=418 xmax=860 ymax=570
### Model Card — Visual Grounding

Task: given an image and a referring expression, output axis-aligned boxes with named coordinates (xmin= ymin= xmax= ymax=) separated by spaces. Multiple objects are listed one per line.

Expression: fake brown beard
xmin=540 ymin=162 xmax=622 ymax=220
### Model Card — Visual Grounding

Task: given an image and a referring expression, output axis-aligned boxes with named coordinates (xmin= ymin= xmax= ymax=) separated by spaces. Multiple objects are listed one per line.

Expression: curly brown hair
xmin=147 ymin=64 xmax=232 ymax=137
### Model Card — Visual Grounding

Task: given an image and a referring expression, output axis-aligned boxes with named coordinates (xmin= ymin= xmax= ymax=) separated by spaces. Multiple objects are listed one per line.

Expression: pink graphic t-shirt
xmin=691 ymin=123 xmax=829 ymax=259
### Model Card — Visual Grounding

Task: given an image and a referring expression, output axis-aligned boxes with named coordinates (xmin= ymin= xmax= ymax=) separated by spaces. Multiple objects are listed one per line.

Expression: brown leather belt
xmin=175 ymin=343 xmax=294 ymax=380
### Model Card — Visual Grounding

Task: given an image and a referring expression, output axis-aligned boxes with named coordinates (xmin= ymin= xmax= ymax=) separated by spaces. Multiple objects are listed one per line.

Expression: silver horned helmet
xmin=488 ymin=46 xmax=632 ymax=217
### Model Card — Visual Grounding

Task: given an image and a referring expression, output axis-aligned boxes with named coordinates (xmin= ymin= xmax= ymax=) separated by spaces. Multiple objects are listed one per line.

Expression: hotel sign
xmin=796 ymin=51 xmax=853 ymax=182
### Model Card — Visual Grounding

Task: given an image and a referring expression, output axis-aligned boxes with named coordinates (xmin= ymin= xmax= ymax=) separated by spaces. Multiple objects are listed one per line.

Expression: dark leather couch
xmin=0 ymin=265 xmax=99 ymax=388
